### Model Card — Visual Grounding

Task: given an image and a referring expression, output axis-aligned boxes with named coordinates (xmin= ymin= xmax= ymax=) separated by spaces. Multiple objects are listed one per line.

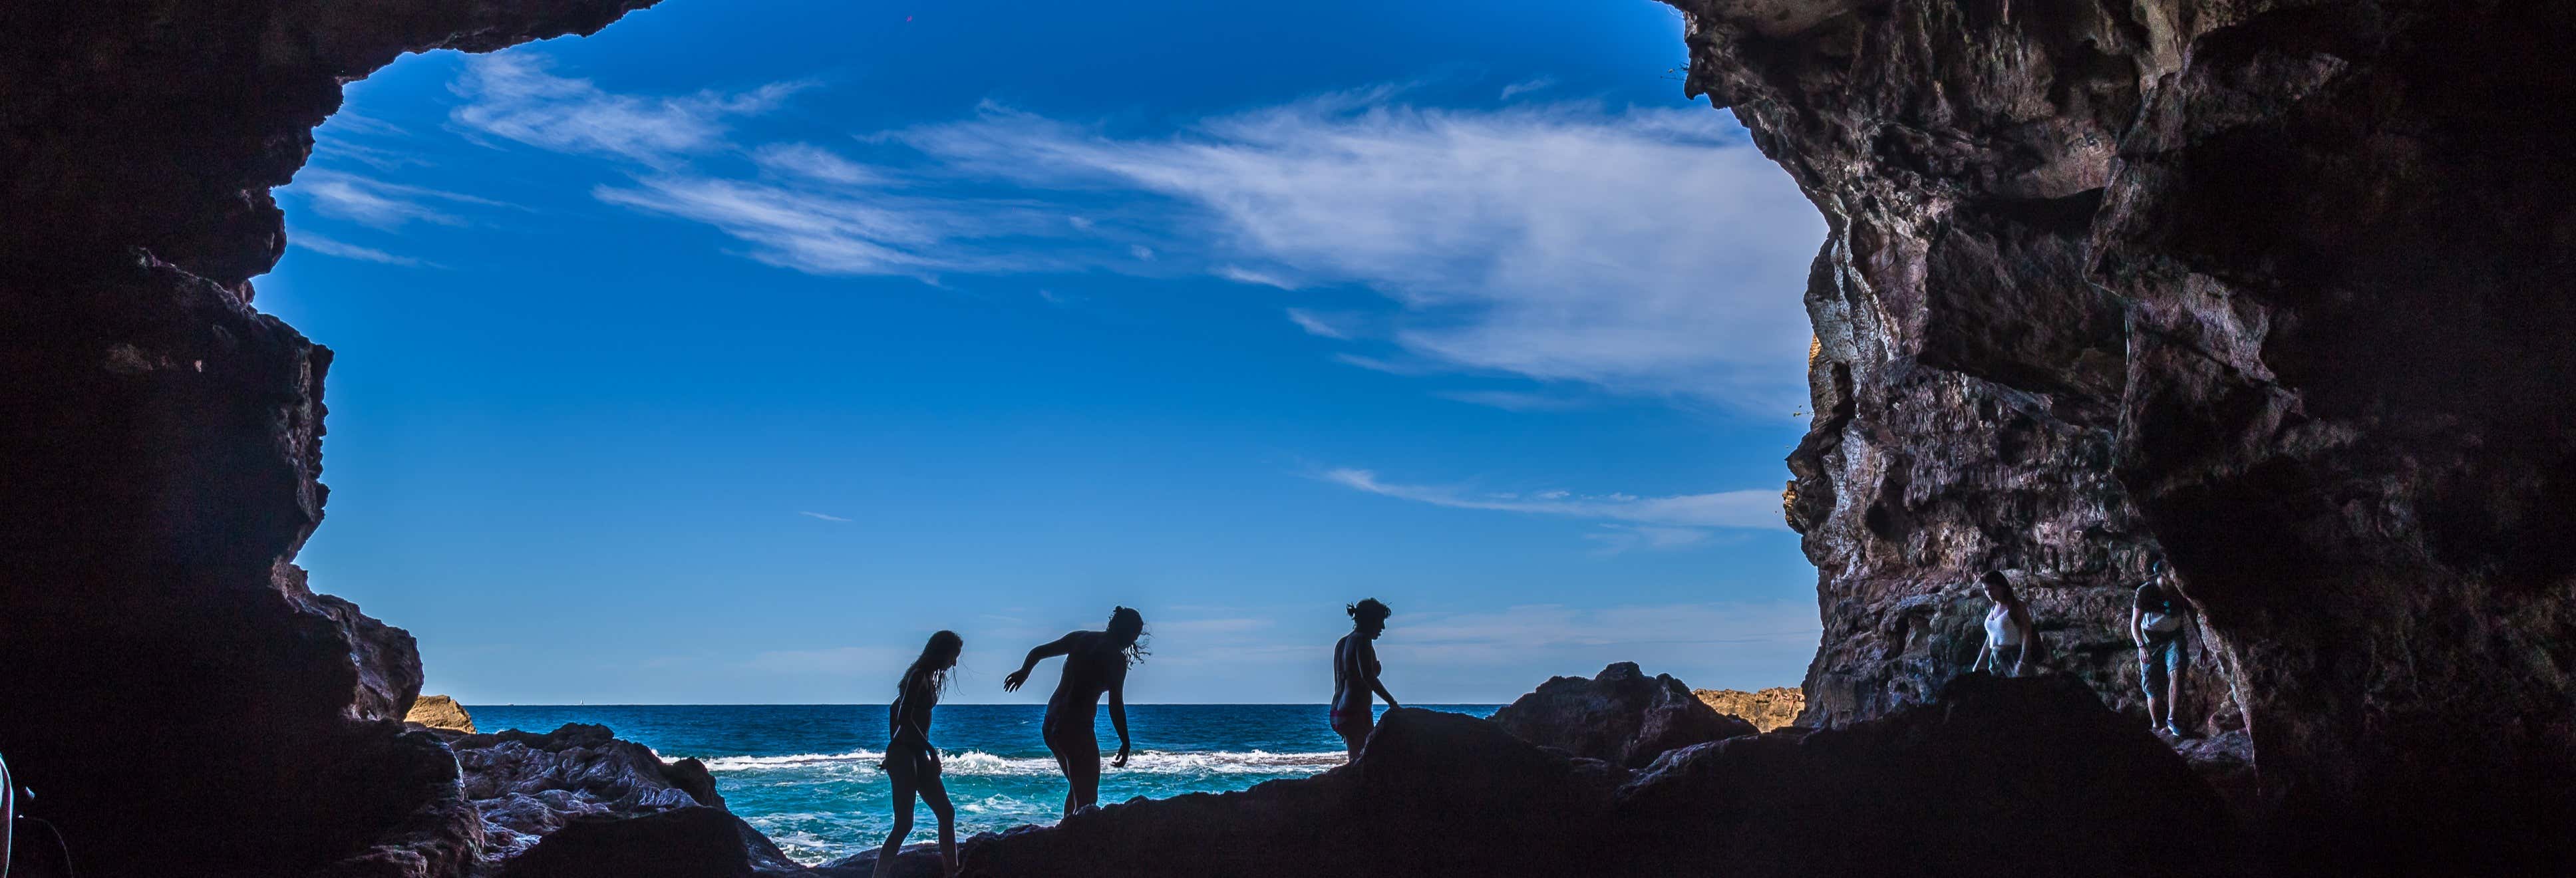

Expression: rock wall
xmin=1665 ymin=0 xmax=2576 ymax=868
xmin=0 ymin=3 xmax=659 ymax=877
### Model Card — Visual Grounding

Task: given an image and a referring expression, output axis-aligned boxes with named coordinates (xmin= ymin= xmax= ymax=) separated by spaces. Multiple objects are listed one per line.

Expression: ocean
xmin=468 ymin=704 xmax=1502 ymax=864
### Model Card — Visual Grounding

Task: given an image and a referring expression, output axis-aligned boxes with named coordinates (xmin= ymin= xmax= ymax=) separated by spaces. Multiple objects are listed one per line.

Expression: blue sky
xmin=261 ymin=0 xmax=1828 ymax=704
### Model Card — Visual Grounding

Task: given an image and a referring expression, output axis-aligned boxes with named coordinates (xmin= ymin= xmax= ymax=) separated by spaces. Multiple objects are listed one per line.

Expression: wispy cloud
xmin=798 ymin=511 xmax=852 ymax=522
xmin=740 ymin=645 xmax=902 ymax=676
xmin=1216 ymin=265 xmax=1297 ymax=289
xmin=1499 ymin=76 xmax=1557 ymax=100
xmin=1322 ymin=466 xmax=1784 ymax=534
xmin=283 ymin=169 xmax=510 ymax=229
xmin=1382 ymin=601 xmax=1820 ymax=670
xmin=1432 ymin=389 xmax=1589 ymax=412
xmin=289 ymin=230 xmax=436 ymax=267
xmin=450 ymin=52 xmax=805 ymax=166
xmin=1284 ymin=308 xmax=1352 ymax=340
xmin=437 ymin=55 xmax=1822 ymax=410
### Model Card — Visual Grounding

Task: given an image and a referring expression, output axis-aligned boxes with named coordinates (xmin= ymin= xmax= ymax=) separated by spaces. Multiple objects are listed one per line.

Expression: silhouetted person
xmin=2132 ymin=563 xmax=2191 ymax=737
xmin=1971 ymin=571 xmax=2043 ymax=677
xmin=1331 ymin=598 xmax=1400 ymax=760
xmin=876 ymin=631 xmax=961 ymax=878
xmin=1003 ymin=606 xmax=1145 ymax=815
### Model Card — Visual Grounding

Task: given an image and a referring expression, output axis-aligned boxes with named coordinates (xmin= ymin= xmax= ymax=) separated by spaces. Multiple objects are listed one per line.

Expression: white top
xmin=1985 ymin=605 xmax=2024 ymax=647
xmin=2143 ymin=610 xmax=2183 ymax=634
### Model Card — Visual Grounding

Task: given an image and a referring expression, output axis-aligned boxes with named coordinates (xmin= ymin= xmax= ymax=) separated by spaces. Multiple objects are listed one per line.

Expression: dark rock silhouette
xmin=1665 ymin=0 xmax=2576 ymax=869
xmin=442 ymin=723 xmax=725 ymax=861
xmin=950 ymin=676 xmax=2229 ymax=877
xmin=1491 ymin=662 xmax=1756 ymax=766
xmin=407 ymin=694 xmax=478 ymax=734
xmin=0 ymin=3 xmax=665 ymax=877
xmin=496 ymin=806 xmax=804 ymax=878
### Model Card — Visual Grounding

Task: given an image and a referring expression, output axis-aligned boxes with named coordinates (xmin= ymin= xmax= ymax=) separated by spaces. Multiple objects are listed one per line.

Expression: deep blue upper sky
xmin=261 ymin=0 xmax=1828 ymax=704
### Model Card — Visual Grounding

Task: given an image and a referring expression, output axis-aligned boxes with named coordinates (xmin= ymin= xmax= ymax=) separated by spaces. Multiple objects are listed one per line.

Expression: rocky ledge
xmin=943 ymin=674 xmax=2231 ymax=877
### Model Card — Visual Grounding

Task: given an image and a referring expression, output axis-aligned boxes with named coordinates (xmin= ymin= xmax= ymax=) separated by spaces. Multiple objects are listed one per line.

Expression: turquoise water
xmin=469 ymin=704 xmax=1500 ymax=863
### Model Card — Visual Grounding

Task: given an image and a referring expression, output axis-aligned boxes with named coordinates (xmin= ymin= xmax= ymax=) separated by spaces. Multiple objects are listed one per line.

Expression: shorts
xmin=1987 ymin=643 xmax=2024 ymax=677
xmin=2140 ymin=635 xmax=2185 ymax=692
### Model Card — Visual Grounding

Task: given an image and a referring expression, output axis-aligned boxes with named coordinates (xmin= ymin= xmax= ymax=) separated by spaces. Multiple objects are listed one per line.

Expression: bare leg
xmin=919 ymin=768 xmax=959 ymax=878
xmin=871 ymin=767 xmax=918 ymax=878
xmin=1334 ymin=712 xmax=1372 ymax=762
xmin=2165 ymin=655 xmax=2185 ymax=734
xmin=1064 ymin=739 xmax=1103 ymax=812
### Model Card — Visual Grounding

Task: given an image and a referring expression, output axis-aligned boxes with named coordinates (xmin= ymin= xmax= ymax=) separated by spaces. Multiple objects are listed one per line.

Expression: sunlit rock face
xmin=0 ymin=3 xmax=659 ymax=877
xmin=1667 ymin=0 xmax=2576 ymax=869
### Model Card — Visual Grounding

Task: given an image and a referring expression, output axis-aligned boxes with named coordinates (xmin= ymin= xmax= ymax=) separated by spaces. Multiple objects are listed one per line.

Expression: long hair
xmin=899 ymin=630 xmax=963 ymax=698
xmin=1347 ymin=598 xmax=1391 ymax=627
xmin=1106 ymin=606 xmax=1149 ymax=666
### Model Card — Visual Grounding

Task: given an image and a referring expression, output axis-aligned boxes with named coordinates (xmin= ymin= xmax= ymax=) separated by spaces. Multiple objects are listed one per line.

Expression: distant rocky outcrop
xmin=1692 ymin=686 xmax=1804 ymax=732
xmin=1492 ymin=662 xmax=1756 ymax=767
xmin=949 ymin=674 xmax=2235 ymax=877
xmin=442 ymin=723 xmax=727 ymax=865
xmin=407 ymin=694 xmax=478 ymax=734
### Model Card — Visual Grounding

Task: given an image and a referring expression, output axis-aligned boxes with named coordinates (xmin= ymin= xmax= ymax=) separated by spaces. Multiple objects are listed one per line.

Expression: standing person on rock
xmin=2132 ymin=563 xmax=2193 ymax=738
xmin=1003 ymin=606 xmax=1146 ymax=817
xmin=1330 ymin=598 xmax=1400 ymax=760
xmin=1971 ymin=571 xmax=2044 ymax=678
xmin=876 ymin=630 xmax=963 ymax=878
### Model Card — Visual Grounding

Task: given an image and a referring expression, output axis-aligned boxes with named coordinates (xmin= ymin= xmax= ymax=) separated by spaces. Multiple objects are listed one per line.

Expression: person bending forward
xmin=1003 ymin=606 xmax=1146 ymax=815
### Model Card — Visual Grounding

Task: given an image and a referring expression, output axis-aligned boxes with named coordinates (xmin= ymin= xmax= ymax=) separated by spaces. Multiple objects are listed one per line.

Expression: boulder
xmin=1692 ymin=686 xmax=1804 ymax=732
xmin=448 ymin=723 xmax=724 ymax=861
xmin=498 ymin=807 xmax=806 ymax=878
xmin=406 ymin=694 xmax=478 ymax=734
xmin=1491 ymin=662 xmax=1756 ymax=766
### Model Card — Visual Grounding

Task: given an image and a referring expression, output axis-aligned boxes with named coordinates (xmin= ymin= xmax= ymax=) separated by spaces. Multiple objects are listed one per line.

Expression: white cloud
xmin=1499 ymin=76 xmax=1557 ymax=100
xmin=752 ymin=142 xmax=881 ymax=184
xmin=1284 ymin=308 xmax=1352 ymax=340
xmin=1432 ymin=389 xmax=1588 ymax=412
xmin=888 ymin=98 xmax=1821 ymax=410
xmin=1322 ymin=467 xmax=1784 ymax=531
xmin=289 ymin=230 xmax=434 ymax=267
xmin=798 ymin=511 xmax=852 ymax=522
xmin=440 ymin=57 xmax=1822 ymax=410
xmin=283 ymin=169 xmax=508 ymax=229
xmin=1215 ymin=265 xmax=1297 ymax=289
xmin=450 ymin=52 xmax=804 ymax=166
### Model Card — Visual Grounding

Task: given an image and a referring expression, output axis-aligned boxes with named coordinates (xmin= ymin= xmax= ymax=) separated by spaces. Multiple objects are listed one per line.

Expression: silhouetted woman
xmin=1331 ymin=598 xmax=1400 ymax=760
xmin=1003 ymin=606 xmax=1145 ymax=816
xmin=874 ymin=631 xmax=961 ymax=878
xmin=1971 ymin=571 xmax=2044 ymax=678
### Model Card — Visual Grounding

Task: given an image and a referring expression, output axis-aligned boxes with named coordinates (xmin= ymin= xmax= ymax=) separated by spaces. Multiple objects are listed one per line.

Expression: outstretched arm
xmin=1003 ymin=633 xmax=1078 ymax=692
xmin=1972 ymin=629 xmax=1993 ymax=672
xmin=1108 ymin=675 xmax=1131 ymax=768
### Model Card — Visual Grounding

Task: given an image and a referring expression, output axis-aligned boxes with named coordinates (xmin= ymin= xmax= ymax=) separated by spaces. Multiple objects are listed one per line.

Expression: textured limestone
xmin=408 ymin=695 xmax=479 ymax=734
xmin=1692 ymin=686 xmax=1805 ymax=732
xmin=1665 ymin=0 xmax=2576 ymax=869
